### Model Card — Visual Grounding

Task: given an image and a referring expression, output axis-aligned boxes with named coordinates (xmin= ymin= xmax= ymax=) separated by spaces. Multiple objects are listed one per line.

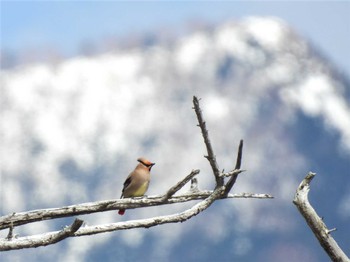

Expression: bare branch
xmin=0 ymin=170 xmax=194 ymax=230
xmin=224 ymin=140 xmax=244 ymax=196
xmin=0 ymin=190 xmax=272 ymax=231
xmin=0 ymin=188 xmax=224 ymax=251
xmin=0 ymin=96 xmax=274 ymax=252
xmin=0 ymin=218 xmax=83 ymax=251
xmin=0 ymin=191 xmax=272 ymax=251
xmin=235 ymin=139 xmax=243 ymax=170
xmin=193 ymin=96 xmax=223 ymax=187
xmin=162 ymin=169 xmax=200 ymax=200
xmin=220 ymin=169 xmax=245 ymax=178
xmin=5 ymin=222 xmax=14 ymax=240
xmin=327 ymin=228 xmax=337 ymax=234
xmin=293 ymin=172 xmax=349 ymax=262
xmin=75 ymin=186 xmax=225 ymax=236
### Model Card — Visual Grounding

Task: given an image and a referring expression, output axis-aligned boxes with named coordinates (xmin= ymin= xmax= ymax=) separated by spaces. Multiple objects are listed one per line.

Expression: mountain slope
xmin=1 ymin=17 xmax=349 ymax=262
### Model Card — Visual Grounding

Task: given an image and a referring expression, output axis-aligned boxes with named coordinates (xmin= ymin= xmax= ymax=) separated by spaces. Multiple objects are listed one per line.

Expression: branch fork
xmin=0 ymin=96 xmax=272 ymax=251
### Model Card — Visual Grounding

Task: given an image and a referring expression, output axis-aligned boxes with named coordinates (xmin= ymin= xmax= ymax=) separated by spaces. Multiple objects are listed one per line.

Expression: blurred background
xmin=1 ymin=2 xmax=349 ymax=262
xmin=2 ymin=2 xmax=350 ymax=74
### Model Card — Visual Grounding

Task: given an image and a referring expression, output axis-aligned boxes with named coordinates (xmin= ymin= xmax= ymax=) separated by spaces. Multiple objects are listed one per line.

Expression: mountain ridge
xmin=1 ymin=17 xmax=349 ymax=262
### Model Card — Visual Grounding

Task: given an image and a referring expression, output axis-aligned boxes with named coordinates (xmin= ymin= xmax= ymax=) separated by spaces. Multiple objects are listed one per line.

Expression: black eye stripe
xmin=139 ymin=160 xmax=150 ymax=166
xmin=138 ymin=159 xmax=155 ymax=167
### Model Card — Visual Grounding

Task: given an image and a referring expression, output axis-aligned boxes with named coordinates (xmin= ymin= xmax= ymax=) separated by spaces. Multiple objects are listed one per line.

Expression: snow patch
xmin=280 ymin=74 xmax=350 ymax=152
xmin=244 ymin=17 xmax=287 ymax=51
xmin=176 ymin=32 xmax=210 ymax=73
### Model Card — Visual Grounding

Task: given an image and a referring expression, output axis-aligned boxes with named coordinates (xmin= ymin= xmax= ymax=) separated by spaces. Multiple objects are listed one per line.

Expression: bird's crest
xmin=137 ymin=157 xmax=155 ymax=169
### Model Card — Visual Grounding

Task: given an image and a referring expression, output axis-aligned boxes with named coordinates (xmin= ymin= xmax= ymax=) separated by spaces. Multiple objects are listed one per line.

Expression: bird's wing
xmin=121 ymin=175 xmax=132 ymax=198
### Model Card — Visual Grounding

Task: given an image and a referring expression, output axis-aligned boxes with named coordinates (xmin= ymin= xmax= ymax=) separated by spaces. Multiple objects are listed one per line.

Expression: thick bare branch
xmin=75 ymin=185 xmax=225 ymax=236
xmin=193 ymin=96 xmax=223 ymax=187
xmin=0 ymin=218 xmax=83 ymax=251
xmin=293 ymin=172 xmax=349 ymax=262
xmin=0 ymin=170 xmax=196 ymax=230
xmin=0 ymin=187 xmax=225 ymax=251
xmin=0 ymin=190 xmax=272 ymax=231
xmin=2 ymin=190 xmax=271 ymax=252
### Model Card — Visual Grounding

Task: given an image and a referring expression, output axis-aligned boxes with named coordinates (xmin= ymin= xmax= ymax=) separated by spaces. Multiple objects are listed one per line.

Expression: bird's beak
xmin=149 ymin=162 xmax=155 ymax=171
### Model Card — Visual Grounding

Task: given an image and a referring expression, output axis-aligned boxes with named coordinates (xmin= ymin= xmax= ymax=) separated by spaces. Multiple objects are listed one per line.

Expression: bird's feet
xmin=132 ymin=195 xmax=148 ymax=199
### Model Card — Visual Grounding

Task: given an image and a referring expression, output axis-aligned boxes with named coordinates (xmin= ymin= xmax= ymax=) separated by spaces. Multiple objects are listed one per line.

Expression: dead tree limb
xmin=75 ymin=185 xmax=226 ymax=236
xmin=0 ymin=187 xmax=225 ymax=251
xmin=0 ymin=96 xmax=273 ymax=251
xmin=224 ymin=139 xmax=244 ymax=196
xmin=0 ymin=169 xmax=199 ymax=231
xmin=193 ymin=96 xmax=223 ymax=187
xmin=293 ymin=172 xmax=350 ymax=262
xmin=0 ymin=219 xmax=83 ymax=251
xmin=162 ymin=169 xmax=200 ymax=200
xmin=0 ymin=188 xmax=272 ymax=232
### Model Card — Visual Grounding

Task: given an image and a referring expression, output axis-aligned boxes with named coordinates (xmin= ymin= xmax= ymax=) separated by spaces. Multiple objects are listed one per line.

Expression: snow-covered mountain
xmin=1 ymin=17 xmax=349 ymax=262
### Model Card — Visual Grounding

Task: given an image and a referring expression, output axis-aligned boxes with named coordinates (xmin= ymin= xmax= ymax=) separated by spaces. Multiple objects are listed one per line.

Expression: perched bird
xmin=118 ymin=157 xmax=155 ymax=215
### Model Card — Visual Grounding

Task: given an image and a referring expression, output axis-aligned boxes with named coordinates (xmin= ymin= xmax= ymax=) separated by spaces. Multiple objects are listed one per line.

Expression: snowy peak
xmin=1 ymin=16 xmax=349 ymax=262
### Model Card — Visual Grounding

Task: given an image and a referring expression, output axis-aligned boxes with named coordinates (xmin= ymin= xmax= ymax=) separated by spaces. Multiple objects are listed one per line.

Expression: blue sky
xmin=1 ymin=1 xmax=350 ymax=76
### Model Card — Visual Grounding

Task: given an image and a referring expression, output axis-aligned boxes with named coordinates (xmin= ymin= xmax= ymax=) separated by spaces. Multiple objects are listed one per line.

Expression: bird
xmin=118 ymin=157 xmax=155 ymax=215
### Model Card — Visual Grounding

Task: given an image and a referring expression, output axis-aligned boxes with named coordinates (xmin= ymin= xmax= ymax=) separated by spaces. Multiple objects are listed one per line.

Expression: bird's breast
xmin=132 ymin=181 xmax=149 ymax=197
